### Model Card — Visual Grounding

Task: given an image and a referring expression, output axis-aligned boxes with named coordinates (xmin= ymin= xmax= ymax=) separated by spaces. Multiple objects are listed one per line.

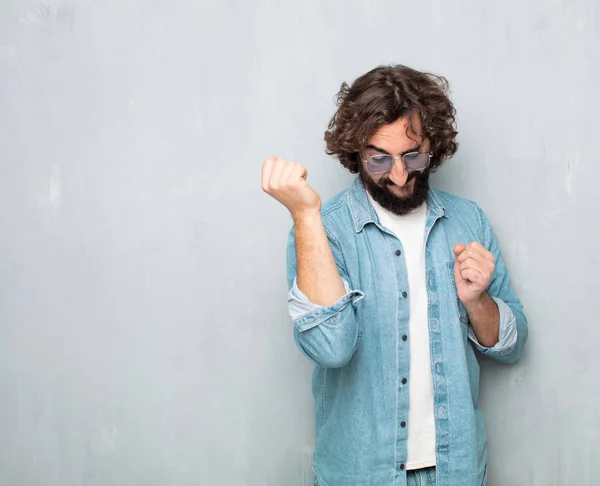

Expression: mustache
xmin=380 ymin=170 xmax=423 ymax=187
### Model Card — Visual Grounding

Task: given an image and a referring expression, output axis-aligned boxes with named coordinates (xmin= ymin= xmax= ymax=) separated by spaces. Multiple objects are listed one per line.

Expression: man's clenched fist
xmin=453 ymin=242 xmax=495 ymax=305
xmin=261 ymin=156 xmax=321 ymax=219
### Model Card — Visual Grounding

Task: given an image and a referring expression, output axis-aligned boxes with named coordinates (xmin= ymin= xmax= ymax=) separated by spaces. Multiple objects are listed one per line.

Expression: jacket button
xmin=402 ymin=378 xmax=407 ymax=384
xmin=402 ymin=335 xmax=408 ymax=341
xmin=402 ymin=291 xmax=408 ymax=298
xmin=395 ymin=249 xmax=401 ymax=256
xmin=401 ymin=421 xmax=406 ymax=428
xmin=399 ymin=463 xmax=405 ymax=470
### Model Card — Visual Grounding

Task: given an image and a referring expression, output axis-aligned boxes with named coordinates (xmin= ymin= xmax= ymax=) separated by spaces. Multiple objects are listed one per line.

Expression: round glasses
xmin=362 ymin=152 xmax=432 ymax=173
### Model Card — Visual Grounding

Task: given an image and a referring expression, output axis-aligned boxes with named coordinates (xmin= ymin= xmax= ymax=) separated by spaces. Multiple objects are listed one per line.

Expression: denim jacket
xmin=286 ymin=178 xmax=528 ymax=486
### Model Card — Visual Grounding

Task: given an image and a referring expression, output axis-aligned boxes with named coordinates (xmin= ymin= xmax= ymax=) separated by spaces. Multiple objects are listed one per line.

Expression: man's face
xmin=359 ymin=114 xmax=431 ymax=215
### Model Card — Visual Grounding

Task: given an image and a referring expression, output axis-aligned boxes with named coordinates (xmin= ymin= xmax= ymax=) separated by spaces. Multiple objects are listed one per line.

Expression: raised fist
xmin=261 ymin=156 xmax=321 ymax=219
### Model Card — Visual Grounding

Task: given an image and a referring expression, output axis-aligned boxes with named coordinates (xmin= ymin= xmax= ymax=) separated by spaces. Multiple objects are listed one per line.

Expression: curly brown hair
xmin=324 ymin=65 xmax=459 ymax=173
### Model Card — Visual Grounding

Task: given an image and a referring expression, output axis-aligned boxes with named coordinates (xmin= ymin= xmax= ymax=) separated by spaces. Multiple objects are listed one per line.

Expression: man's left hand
xmin=453 ymin=242 xmax=495 ymax=306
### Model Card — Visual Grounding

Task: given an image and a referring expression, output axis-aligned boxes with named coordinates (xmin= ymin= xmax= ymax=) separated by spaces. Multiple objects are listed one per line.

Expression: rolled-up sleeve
xmin=286 ymin=227 xmax=365 ymax=368
xmin=289 ymin=278 xmax=364 ymax=331
xmin=469 ymin=296 xmax=518 ymax=356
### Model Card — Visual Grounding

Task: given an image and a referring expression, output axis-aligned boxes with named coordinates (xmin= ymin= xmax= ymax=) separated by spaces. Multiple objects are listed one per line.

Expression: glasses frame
xmin=361 ymin=151 xmax=433 ymax=173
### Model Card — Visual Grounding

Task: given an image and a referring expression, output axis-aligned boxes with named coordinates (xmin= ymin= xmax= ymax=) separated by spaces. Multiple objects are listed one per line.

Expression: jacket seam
xmin=320 ymin=369 xmax=326 ymax=431
xmin=320 ymin=189 xmax=350 ymax=218
xmin=475 ymin=204 xmax=490 ymax=248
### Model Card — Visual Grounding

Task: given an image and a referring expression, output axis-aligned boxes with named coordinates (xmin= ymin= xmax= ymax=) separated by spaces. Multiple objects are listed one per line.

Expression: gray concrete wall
xmin=0 ymin=1 xmax=598 ymax=485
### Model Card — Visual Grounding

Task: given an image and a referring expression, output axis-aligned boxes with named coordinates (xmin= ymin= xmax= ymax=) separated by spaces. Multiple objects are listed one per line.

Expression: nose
xmin=388 ymin=157 xmax=409 ymax=187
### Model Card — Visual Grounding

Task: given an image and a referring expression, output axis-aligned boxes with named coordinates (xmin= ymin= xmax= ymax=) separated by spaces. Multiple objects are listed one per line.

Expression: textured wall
xmin=0 ymin=1 xmax=598 ymax=485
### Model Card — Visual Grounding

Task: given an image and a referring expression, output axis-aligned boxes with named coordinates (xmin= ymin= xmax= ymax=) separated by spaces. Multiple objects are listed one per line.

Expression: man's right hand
xmin=261 ymin=156 xmax=321 ymax=220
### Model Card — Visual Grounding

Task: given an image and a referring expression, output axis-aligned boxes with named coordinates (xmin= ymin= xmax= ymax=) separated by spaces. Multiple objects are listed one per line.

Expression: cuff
xmin=288 ymin=278 xmax=364 ymax=332
xmin=469 ymin=297 xmax=518 ymax=354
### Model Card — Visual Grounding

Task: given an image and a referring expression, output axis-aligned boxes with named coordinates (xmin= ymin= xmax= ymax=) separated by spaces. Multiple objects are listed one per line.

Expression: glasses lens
xmin=402 ymin=152 xmax=430 ymax=170
xmin=366 ymin=155 xmax=393 ymax=173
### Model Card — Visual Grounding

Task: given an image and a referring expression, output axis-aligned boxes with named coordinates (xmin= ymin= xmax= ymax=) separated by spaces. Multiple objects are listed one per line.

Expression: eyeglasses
xmin=362 ymin=152 xmax=432 ymax=173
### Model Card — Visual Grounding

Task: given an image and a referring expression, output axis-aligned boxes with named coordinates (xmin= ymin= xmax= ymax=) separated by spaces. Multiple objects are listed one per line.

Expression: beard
xmin=360 ymin=167 xmax=430 ymax=216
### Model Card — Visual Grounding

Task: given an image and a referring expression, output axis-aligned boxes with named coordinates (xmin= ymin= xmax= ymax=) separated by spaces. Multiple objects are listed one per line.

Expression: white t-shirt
xmin=367 ymin=194 xmax=436 ymax=470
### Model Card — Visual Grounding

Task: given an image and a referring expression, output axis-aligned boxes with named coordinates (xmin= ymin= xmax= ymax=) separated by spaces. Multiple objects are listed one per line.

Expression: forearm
xmin=464 ymin=291 xmax=500 ymax=347
xmin=294 ymin=211 xmax=346 ymax=307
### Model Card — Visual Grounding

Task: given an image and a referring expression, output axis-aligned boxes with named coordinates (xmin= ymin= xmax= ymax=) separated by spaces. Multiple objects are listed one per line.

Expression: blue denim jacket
xmin=286 ymin=178 xmax=528 ymax=486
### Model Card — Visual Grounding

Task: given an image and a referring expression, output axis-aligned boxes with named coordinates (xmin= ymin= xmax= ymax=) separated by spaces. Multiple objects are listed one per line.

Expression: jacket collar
xmin=348 ymin=177 xmax=447 ymax=233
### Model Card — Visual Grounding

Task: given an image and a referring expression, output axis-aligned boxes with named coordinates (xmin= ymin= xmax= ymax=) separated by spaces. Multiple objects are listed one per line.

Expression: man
xmin=261 ymin=65 xmax=527 ymax=486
